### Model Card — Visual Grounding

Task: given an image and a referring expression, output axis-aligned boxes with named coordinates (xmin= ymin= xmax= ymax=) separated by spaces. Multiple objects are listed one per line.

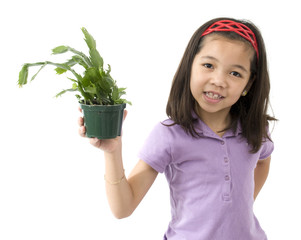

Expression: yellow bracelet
xmin=104 ymin=170 xmax=125 ymax=185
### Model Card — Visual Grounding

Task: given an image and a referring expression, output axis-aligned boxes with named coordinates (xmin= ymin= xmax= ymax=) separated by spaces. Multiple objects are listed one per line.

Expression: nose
xmin=210 ymin=71 xmax=227 ymax=88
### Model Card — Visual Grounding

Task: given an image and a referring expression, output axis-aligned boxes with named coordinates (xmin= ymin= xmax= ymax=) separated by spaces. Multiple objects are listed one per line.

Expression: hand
xmin=78 ymin=107 xmax=128 ymax=153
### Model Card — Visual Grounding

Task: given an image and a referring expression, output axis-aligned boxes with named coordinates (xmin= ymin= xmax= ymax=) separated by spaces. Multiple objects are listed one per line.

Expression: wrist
xmin=104 ymin=169 xmax=125 ymax=185
xmin=104 ymin=147 xmax=122 ymax=160
xmin=104 ymin=148 xmax=124 ymax=173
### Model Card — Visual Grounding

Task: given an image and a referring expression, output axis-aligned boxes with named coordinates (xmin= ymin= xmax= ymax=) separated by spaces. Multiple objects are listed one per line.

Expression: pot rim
xmin=79 ymin=102 xmax=126 ymax=112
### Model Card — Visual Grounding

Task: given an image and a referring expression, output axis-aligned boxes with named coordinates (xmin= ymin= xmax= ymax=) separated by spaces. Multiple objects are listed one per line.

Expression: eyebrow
xmin=200 ymin=56 xmax=249 ymax=73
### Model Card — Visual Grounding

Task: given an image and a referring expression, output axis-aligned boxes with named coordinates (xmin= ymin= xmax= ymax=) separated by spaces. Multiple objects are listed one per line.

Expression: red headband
xmin=201 ymin=20 xmax=259 ymax=59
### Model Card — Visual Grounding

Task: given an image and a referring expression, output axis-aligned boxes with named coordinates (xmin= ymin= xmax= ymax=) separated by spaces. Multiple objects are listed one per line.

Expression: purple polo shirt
xmin=138 ymin=117 xmax=274 ymax=240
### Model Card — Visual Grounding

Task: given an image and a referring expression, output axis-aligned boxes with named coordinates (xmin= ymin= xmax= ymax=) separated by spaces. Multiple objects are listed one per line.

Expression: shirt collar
xmin=192 ymin=111 xmax=242 ymax=138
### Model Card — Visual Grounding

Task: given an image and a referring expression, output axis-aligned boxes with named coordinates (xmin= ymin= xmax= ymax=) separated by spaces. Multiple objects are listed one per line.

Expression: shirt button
xmin=224 ymin=157 xmax=229 ymax=163
xmin=221 ymin=141 xmax=225 ymax=145
xmin=225 ymin=175 xmax=230 ymax=181
xmin=223 ymin=193 xmax=230 ymax=201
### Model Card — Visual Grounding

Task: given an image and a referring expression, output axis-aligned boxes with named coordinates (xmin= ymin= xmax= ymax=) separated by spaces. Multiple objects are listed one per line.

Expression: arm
xmin=79 ymin=110 xmax=158 ymax=219
xmin=254 ymin=156 xmax=271 ymax=200
xmin=104 ymin=153 xmax=158 ymax=219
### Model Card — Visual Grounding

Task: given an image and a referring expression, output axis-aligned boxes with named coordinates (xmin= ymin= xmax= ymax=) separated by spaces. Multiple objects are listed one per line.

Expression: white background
xmin=0 ymin=0 xmax=300 ymax=239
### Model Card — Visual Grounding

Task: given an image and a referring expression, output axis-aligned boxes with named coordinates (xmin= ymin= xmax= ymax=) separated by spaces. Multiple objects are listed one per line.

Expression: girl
xmin=78 ymin=17 xmax=276 ymax=240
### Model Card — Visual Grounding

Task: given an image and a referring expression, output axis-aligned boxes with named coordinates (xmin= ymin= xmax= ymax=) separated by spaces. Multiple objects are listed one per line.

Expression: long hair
xmin=166 ymin=17 xmax=277 ymax=153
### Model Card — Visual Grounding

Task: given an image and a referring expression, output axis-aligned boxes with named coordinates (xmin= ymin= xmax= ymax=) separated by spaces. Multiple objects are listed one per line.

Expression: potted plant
xmin=18 ymin=27 xmax=131 ymax=139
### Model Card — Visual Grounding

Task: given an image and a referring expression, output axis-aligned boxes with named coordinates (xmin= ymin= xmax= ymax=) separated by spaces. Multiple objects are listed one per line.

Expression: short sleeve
xmin=138 ymin=122 xmax=173 ymax=173
xmin=259 ymin=132 xmax=274 ymax=160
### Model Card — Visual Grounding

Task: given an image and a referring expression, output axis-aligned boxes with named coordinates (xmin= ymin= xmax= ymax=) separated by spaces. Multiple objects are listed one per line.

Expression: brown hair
xmin=166 ymin=17 xmax=277 ymax=153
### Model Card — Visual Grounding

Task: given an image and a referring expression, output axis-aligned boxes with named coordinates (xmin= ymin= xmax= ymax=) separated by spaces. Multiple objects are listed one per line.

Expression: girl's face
xmin=190 ymin=34 xmax=254 ymax=120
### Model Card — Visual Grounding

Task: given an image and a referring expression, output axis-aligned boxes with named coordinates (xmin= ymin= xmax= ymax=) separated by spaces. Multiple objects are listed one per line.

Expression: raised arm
xmin=78 ymin=110 xmax=158 ymax=219
xmin=105 ymin=155 xmax=158 ymax=218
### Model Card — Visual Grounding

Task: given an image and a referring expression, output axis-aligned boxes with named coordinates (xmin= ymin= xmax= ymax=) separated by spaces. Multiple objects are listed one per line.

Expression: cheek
xmin=231 ymin=93 xmax=243 ymax=103
xmin=228 ymin=84 xmax=246 ymax=102
xmin=189 ymin=81 xmax=196 ymax=99
xmin=190 ymin=77 xmax=203 ymax=98
xmin=190 ymin=69 xmax=205 ymax=92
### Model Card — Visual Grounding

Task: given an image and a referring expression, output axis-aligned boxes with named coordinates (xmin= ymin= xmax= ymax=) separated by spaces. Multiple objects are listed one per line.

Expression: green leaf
xmin=52 ymin=45 xmax=69 ymax=54
xmin=81 ymin=27 xmax=96 ymax=50
xmin=103 ymin=76 xmax=114 ymax=88
xmin=68 ymin=48 xmax=92 ymax=67
xmin=71 ymin=55 xmax=88 ymax=69
xmin=112 ymin=85 xmax=119 ymax=101
xmin=18 ymin=64 xmax=29 ymax=87
xmin=115 ymin=99 xmax=132 ymax=105
xmin=85 ymin=83 xmax=97 ymax=94
xmin=65 ymin=58 xmax=78 ymax=67
xmin=77 ymin=81 xmax=93 ymax=101
xmin=67 ymin=77 xmax=77 ymax=83
xmin=69 ymin=69 xmax=83 ymax=83
xmin=31 ymin=63 xmax=47 ymax=81
xmin=83 ymin=68 xmax=98 ymax=83
xmin=54 ymin=57 xmax=81 ymax=75
xmin=122 ymin=99 xmax=132 ymax=105
xmin=82 ymin=68 xmax=110 ymax=97
xmin=99 ymin=92 xmax=112 ymax=105
xmin=17 ymin=27 xmax=132 ymax=106
xmin=50 ymin=62 xmax=70 ymax=70
xmin=99 ymin=79 xmax=111 ymax=94
xmin=118 ymin=87 xmax=126 ymax=93
xmin=52 ymin=45 xmax=93 ymax=68
xmin=53 ymin=45 xmax=93 ymax=68
xmin=81 ymin=27 xmax=103 ymax=69
xmin=81 ymin=75 xmax=91 ymax=88
xmin=55 ymin=67 xmax=67 ymax=74
xmin=106 ymin=64 xmax=111 ymax=74
xmin=55 ymin=88 xmax=77 ymax=98
xmin=89 ymin=49 xmax=103 ymax=69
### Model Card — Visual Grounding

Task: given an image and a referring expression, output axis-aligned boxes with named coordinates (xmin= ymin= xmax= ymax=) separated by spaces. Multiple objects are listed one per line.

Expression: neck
xmin=195 ymin=106 xmax=232 ymax=136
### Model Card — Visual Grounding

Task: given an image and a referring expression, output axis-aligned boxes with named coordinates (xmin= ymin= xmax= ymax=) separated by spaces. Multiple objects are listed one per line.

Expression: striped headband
xmin=201 ymin=20 xmax=259 ymax=59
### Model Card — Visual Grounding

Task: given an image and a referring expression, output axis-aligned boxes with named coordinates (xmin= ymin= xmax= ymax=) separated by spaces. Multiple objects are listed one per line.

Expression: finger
xmin=78 ymin=117 xmax=84 ymax=126
xmin=78 ymin=107 xmax=83 ymax=113
xmin=89 ymin=137 xmax=101 ymax=147
xmin=78 ymin=126 xmax=86 ymax=137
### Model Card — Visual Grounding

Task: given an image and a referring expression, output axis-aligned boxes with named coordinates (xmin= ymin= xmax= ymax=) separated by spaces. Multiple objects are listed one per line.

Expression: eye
xmin=230 ymin=71 xmax=242 ymax=78
xmin=203 ymin=63 xmax=213 ymax=69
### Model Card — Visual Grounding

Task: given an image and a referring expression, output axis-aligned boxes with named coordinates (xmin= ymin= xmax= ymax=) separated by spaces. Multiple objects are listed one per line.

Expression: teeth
xmin=206 ymin=92 xmax=222 ymax=99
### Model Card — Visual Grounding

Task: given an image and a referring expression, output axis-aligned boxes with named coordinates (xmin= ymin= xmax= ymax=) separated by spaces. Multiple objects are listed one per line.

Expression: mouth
xmin=204 ymin=91 xmax=224 ymax=100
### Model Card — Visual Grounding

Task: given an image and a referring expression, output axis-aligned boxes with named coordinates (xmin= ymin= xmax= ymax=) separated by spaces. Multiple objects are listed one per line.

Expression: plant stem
xmin=69 ymin=47 xmax=93 ymax=67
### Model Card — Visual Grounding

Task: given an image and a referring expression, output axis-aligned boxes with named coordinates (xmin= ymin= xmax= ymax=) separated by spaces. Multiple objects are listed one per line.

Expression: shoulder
xmin=150 ymin=119 xmax=183 ymax=134
xmin=141 ymin=119 xmax=191 ymax=155
xmin=156 ymin=119 xmax=192 ymax=139
xmin=138 ymin=120 xmax=177 ymax=173
xmin=142 ymin=119 xmax=174 ymax=145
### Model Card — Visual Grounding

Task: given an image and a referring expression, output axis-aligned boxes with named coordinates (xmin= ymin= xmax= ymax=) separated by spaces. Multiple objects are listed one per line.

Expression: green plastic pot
xmin=80 ymin=103 xmax=126 ymax=139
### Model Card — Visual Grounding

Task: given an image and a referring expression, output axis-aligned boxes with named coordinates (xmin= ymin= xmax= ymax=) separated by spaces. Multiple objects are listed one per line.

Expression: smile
xmin=204 ymin=92 xmax=224 ymax=100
